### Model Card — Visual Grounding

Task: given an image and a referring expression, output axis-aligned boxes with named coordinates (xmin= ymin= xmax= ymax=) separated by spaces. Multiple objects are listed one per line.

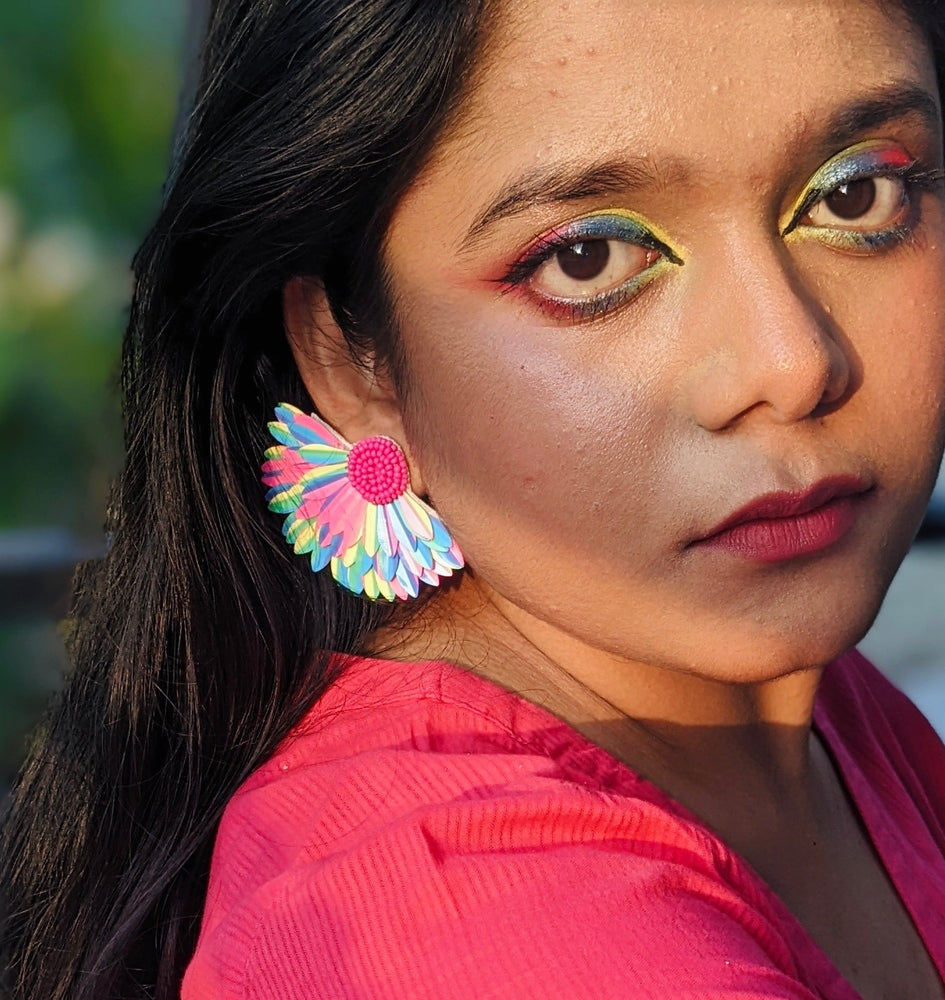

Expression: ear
xmin=282 ymin=276 xmax=428 ymax=494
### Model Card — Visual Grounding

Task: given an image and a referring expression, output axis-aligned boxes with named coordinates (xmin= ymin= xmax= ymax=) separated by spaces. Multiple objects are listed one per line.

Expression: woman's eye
xmin=782 ymin=139 xmax=945 ymax=250
xmin=499 ymin=209 xmax=682 ymax=322
xmin=529 ymin=239 xmax=658 ymax=300
xmin=804 ymin=175 xmax=907 ymax=231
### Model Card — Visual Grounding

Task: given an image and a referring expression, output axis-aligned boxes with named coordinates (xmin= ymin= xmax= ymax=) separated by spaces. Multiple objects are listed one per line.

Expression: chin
xmin=702 ymin=529 xmax=911 ymax=682
xmin=682 ymin=601 xmax=886 ymax=685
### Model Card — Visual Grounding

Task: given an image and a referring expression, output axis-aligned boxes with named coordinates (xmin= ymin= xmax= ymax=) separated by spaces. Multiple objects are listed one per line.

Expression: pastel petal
xmin=330 ymin=557 xmax=356 ymax=594
xmin=372 ymin=571 xmax=397 ymax=602
xmin=298 ymin=443 xmax=349 ymax=467
xmin=398 ymin=492 xmax=434 ymax=540
xmin=299 ymin=463 xmax=348 ymax=489
xmin=376 ymin=506 xmax=397 ymax=557
xmin=340 ymin=542 xmax=370 ymax=575
xmin=386 ymin=502 xmax=417 ymax=559
xmin=276 ymin=404 xmax=347 ymax=449
xmin=286 ymin=520 xmax=317 ymax=553
xmin=266 ymin=420 xmax=295 ymax=447
xmin=411 ymin=536 xmax=435 ymax=571
xmin=432 ymin=539 xmax=464 ymax=572
xmin=362 ymin=573 xmax=381 ymax=600
xmin=299 ymin=479 xmax=349 ymax=517
xmin=373 ymin=546 xmax=392 ymax=583
xmin=393 ymin=558 xmax=421 ymax=598
xmin=267 ymin=488 xmax=304 ymax=514
xmin=428 ymin=509 xmax=456 ymax=553
xmin=363 ymin=504 xmax=379 ymax=557
xmin=310 ymin=543 xmax=332 ymax=572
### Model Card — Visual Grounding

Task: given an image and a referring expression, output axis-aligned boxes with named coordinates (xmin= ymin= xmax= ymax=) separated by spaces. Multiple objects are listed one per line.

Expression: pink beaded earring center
xmin=346 ymin=436 xmax=409 ymax=505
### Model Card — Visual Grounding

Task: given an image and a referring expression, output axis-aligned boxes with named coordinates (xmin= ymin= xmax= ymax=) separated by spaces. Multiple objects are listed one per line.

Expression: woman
xmin=2 ymin=0 xmax=945 ymax=997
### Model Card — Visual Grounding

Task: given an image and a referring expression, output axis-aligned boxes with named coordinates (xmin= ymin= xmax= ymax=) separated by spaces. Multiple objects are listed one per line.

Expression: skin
xmin=286 ymin=1 xmax=945 ymax=995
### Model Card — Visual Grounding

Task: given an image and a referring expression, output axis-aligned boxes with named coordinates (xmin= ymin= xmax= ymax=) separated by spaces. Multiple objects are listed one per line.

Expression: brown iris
xmin=557 ymin=240 xmax=610 ymax=280
xmin=824 ymin=178 xmax=876 ymax=220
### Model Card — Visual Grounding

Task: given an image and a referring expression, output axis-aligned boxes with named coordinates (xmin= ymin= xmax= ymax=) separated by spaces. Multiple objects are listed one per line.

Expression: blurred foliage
xmin=0 ymin=0 xmax=186 ymax=782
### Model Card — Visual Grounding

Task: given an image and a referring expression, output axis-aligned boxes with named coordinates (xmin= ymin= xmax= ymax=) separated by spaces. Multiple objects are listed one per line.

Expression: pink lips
xmin=694 ymin=475 xmax=871 ymax=563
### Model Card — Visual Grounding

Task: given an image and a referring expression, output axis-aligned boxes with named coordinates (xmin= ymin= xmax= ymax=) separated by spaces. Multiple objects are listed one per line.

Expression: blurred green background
xmin=0 ymin=0 xmax=187 ymax=786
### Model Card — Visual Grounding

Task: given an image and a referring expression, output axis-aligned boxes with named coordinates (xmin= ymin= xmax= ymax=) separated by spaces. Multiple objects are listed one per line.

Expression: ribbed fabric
xmin=182 ymin=650 xmax=945 ymax=999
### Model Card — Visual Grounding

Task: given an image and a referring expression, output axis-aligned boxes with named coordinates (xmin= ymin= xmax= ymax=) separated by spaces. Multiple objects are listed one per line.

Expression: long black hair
xmin=0 ymin=3 xmax=489 ymax=997
xmin=2 ymin=2 xmax=944 ymax=998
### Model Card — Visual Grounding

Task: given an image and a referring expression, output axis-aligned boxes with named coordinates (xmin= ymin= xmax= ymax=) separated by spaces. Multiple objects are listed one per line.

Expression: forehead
xmin=476 ymin=0 xmax=931 ymax=140
xmin=397 ymin=0 xmax=936 ymax=229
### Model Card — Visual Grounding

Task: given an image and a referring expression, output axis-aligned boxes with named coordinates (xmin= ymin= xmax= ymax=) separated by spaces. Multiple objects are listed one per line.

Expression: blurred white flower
xmin=21 ymin=224 xmax=100 ymax=307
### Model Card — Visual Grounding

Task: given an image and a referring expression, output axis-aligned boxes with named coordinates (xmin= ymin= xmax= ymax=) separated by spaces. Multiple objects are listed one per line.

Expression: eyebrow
xmin=822 ymin=82 xmax=940 ymax=149
xmin=461 ymin=157 xmax=684 ymax=250
xmin=460 ymin=81 xmax=941 ymax=250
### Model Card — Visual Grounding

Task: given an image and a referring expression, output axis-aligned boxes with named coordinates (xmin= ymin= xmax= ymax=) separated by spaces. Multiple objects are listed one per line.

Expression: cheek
xmin=856 ymin=256 xmax=945 ymax=471
xmin=397 ymin=294 xmax=681 ymax=584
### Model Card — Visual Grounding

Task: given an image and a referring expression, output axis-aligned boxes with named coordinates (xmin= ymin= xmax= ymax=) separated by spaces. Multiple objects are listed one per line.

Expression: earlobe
xmin=282 ymin=276 xmax=428 ymax=494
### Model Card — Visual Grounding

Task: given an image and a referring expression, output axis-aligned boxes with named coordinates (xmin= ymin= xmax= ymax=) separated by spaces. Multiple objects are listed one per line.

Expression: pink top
xmin=182 ymin=649 xmax=945 ymax=999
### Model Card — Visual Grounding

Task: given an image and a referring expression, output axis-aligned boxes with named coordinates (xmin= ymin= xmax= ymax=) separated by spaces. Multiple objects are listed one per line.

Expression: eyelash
xmin=499 ymin=148 xmax=944 ymax=324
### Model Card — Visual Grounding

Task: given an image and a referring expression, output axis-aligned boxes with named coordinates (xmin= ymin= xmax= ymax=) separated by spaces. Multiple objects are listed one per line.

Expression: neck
xmin=376 ymin=576 xmax=831 ymax=826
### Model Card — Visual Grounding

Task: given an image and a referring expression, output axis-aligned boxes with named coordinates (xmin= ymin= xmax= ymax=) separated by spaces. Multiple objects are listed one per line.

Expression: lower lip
xmin=696 ymin=495 xmax=863 ymax=563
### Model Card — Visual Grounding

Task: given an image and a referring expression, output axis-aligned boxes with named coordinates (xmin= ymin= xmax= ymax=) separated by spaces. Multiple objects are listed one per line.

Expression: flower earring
xmin=261 ymin=403 xmax=464 ymax=600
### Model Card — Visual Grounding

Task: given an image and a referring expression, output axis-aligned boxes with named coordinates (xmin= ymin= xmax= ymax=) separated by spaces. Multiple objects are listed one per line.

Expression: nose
xmin=682 ymin=239 xmax=852 ymax=432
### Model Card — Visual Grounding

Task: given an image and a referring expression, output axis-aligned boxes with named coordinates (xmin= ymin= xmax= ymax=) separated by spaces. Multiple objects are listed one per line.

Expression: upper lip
xmin=697 ymin=474 xmax=872 ymax=541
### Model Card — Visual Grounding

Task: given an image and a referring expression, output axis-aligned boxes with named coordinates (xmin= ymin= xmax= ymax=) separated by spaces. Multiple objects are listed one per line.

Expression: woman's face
xmin=383 ymin=0 xmax=945 ymax=681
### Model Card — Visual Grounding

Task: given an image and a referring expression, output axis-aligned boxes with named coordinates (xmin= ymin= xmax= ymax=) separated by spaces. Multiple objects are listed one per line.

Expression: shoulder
xmin=182 ymin=656 xmax=819 ymax=999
